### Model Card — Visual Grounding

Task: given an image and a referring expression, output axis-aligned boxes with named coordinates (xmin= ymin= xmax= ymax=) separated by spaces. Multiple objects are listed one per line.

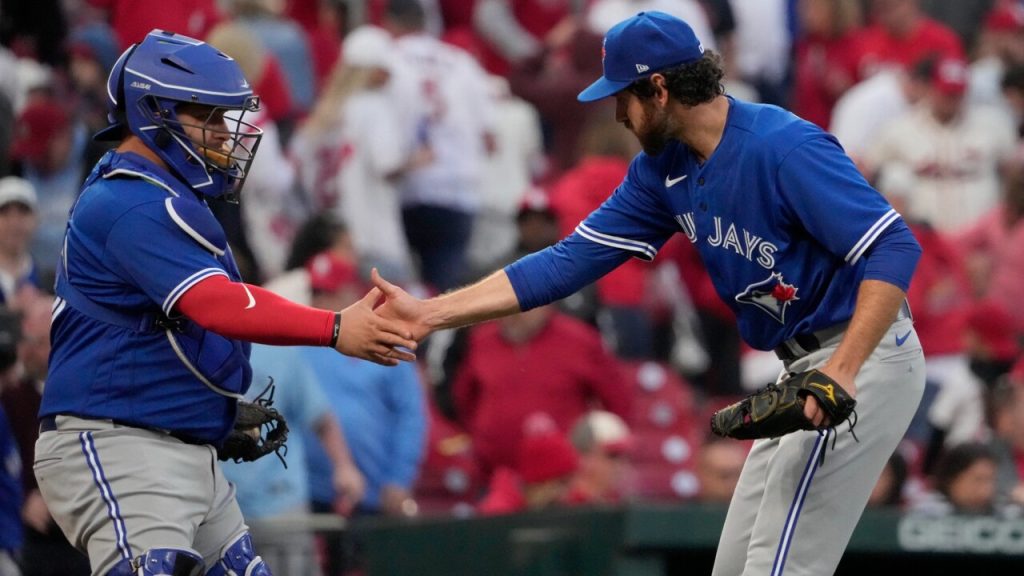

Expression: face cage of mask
xmin=142 ymin=95 xmax=264 ymax=202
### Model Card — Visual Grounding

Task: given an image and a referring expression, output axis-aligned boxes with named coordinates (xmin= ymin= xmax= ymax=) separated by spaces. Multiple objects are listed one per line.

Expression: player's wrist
xmin=329 ymin=312 xmax=342 ymax=348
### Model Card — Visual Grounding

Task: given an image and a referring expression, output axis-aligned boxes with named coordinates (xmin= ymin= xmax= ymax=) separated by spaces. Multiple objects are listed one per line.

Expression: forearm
xmin=824 ymin=279 xmax=907 ymax=380
xmin=315 ymin=414 xmax=357 ymax=471
xmin=424 ymin=270 xmax=522 ymax=331
xmin=177 ymin=275 xmax=336 ymax=345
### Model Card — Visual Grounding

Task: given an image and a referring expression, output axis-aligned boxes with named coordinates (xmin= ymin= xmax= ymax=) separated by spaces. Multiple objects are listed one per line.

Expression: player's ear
xmin=650 ymin=74 xmax=669 ymax=105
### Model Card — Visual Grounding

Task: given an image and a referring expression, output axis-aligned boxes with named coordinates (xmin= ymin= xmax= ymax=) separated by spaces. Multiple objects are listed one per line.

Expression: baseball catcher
xmin=711 ymin=369 xmax=857 ymax=441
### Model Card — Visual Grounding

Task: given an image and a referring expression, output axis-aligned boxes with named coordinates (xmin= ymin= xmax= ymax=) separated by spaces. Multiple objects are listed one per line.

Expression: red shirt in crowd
xmin=89 ymin=0 xmax=222 ymax=48
xmin=476 ymin=468 xmax=528 ymax=515
xmin=852 ymin=17 xmax=963 ymax=80
xmin=452 ymin=312 xmax=631 ymax=474
xmin=905 ymin=223 xmax=972 ymax=357
xmin=792 ymin=32 xmax=862 ymax=129
xmin=549 ymin=156 xmax=649 ymax=307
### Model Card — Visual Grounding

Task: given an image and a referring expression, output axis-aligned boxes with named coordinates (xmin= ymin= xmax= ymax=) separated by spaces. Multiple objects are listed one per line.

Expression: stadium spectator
xmin=263 ymin=214 xmax=355 ymax=305
xmin=465 ymin=76 xmax=545 ymax=271
xmin=730 ymin=0 xmax=791 ymax=105
xmin=0 ymin=294 xmax=89 ymax=576
xmin=299 ymin=250 xmax=426 ymax=575
xmin=791 ymin=0 xmax=864 ymax=129
xmin=694 ymin=437 xmax=748 ymax=504
xmin=1003 ymin=63 xmax=1024 ymax=137
xmin=566 ymin=410 xmax=633 ymax=504
xmin=88 ymin=0 xmax=222 ymax=48
xmin=506 ymin=21 xmax=605 ymax=175
xmin=989 ymin=375 xmax=1024 ymax=508
xmin=385 ymin=0 xmax=496 ymax=292
xmin=66 ymin=23 xmax=120 ymax=168
xmin=9 ymin=99 xmax=87 ymax=281
xmin=916 ymin=442 xmax=1001 ymax=516
xmin=221 ymin=344 xmax=364 ymax=576
xmin=865 ymin=56 xmax=1016 ymax=232
xmin=451 ymin=300 xmax=631 ymax=477
xmin=0 ymin=178 xmax=41 ymax=306
xmin=471 ymin=0 xmax=574 ymax=76
xmin=586 ymin=0 xmax=715 ymax=49
xmin=478 ymin=415 xmax=579 ymax=515
xmin=548 ymin=117 xmax=657 ymax=359
xmin=829 ymin=54 xmax=934 ymax=168
xmin=956 ymin=150 xmax=1024 ymax=334
xmin=226 ymin=0 xmax=316 ymax=118
xmin=852 ymin=0 xmax=964 ymax=80
xmin=968 ymin=2 xmax=1024 ymax=116
xmin=293 ymin=25 xmax=426 ymax=285
xmin=300 ymin=251 xmax=427 ymax=518
xmin=867 ymin=451 xmax=910 ymax=508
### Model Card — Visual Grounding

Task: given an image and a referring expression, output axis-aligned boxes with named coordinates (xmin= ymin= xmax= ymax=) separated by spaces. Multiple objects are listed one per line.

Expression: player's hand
xmin=336 ymin=286 xmax=417 ymax=365
xmin=803 ymin=366 xmax=857 ymax=428
xmin=332 ymin=463 xmax=366 ymax=517
xmin=380 ymin=484 xmax=418 ymax=517
xmin=371 ymin=268 xmax=434 ymax=342
xmin=22 ymin=489 xmax=51 ymax=533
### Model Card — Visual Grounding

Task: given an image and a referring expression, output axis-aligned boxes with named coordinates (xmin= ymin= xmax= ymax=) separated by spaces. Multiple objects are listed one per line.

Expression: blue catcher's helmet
xmin=97 ymin=29 xmax=263 ymax=201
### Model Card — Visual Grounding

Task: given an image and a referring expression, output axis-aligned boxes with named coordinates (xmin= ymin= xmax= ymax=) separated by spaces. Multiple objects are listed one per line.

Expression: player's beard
xmin=634 ymin=103 xmax=673 ymax=156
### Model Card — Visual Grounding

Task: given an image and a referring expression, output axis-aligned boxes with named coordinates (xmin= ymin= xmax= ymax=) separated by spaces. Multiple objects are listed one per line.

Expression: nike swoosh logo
xmin=242 ymin=284 xmax=256 ymax=309
xmin=895 ymin=330 xmax=911 ymax=346
xmin=665 ymin=174 xmax=688 ymax=187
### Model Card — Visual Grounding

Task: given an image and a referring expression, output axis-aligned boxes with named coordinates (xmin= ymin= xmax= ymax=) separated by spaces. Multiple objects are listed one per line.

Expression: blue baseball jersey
xmin=508 ymin=98 xmax=903 ymax=351
xmin=41 ymin=151 xmax=251 ymax=444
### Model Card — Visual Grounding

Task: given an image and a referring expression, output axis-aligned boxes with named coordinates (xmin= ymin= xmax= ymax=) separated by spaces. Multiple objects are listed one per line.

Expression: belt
xmin=38 ymin=415 xmax=208 ymax=446
xmin=774 ymin=300 xmax=912 ymax=362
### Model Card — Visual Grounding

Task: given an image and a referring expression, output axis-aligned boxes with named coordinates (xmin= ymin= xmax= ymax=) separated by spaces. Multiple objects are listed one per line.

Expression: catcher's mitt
xmin=710 ymin=369 xmax=856 ymax=441
xmin=218 ymin=381 xmax=289 ymax=466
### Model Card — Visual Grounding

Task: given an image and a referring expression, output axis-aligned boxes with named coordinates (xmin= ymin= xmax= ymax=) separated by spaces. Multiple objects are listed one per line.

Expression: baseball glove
xmin=218 ymin=381 xmax=289 ymax=466
xmin=710 ymin=369 xmax=856 ymax=441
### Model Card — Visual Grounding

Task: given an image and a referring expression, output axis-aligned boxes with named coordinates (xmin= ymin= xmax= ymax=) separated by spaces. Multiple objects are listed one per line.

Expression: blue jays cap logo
xmin=736 ymin=272 xmax=800 ymax=324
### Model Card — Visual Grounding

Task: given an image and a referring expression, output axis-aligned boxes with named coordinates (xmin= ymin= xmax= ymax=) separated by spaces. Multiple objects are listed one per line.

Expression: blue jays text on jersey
xmin=506 ymin=97 xmax=908 ymax=351
xmin=42 ymin=151 xmax=252 ymax=444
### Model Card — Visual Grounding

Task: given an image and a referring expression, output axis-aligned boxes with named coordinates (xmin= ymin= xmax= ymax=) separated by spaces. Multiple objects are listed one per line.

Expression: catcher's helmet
xmin=97 ymin=29 xmax=263 ymax=201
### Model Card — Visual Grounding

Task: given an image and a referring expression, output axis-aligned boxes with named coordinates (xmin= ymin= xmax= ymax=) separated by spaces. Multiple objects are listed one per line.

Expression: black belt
xmin=38 ymin=415 xmax=208 ymax=446
xmin=773 ymin=300 xmax=912 ymax=362
xmin=774 ymin=323 xmax=849 ymax=362
xmin=38 ymin=416 xmax=57 ymax=433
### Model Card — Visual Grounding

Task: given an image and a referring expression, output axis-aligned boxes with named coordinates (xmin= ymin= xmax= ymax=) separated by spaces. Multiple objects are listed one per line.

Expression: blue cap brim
xmin=578 ymin=76 xmax=633 ymax=102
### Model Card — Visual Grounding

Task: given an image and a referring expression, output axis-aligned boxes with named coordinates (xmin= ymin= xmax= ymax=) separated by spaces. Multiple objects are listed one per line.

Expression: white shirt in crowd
xmin=830 ymin=70 xmax=910 ymax=163
xmin=865 ymin=102 xmax=1016 ymax=233
xmin=390 ymin=32 xmax=496 ymax=213
xmin=586 ymin=0 xmax=716 ymax=52
xmin=290 ymin=90 xmax=417 ymax=283
xmin=467 ymin=76 xmax=545 ymax=269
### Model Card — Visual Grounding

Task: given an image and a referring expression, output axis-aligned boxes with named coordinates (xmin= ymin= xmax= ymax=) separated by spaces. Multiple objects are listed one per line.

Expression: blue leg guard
xmin=106 ymin=548 xmax=205 ymax=576
xmin=205 ymin=532 xmax=272 ymax=576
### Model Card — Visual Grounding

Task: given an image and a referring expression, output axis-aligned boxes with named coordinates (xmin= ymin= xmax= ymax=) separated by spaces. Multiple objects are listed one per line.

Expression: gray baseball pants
xmin=712 ymin=315 xmax=925 ymax=576
xmin=34 ymin=417 xmax=248 ymax=575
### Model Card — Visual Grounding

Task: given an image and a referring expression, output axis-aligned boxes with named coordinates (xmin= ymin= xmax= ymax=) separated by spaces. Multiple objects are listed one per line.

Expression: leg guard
xmin=106 ymin=548 xmax=205 ymax=576
xmin=205 ymin=532 xmax=272 ymax=576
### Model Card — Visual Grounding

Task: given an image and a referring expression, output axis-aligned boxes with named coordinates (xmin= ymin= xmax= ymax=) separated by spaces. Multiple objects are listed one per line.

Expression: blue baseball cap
xmin=578 ymin=11 xmax=705 ymax=102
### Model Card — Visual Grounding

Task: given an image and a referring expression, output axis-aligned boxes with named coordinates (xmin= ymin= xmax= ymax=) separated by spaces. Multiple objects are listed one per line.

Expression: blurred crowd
xmin=2 ymin=0 xmax=1024 ymax=574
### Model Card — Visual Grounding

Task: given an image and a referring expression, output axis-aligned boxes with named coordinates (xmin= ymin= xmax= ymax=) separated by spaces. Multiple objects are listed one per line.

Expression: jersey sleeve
xmin=105 ymin=199 xmax=228 ymax=315
xmin=505 ymin=157 xmax=678 ymax=310
xmin=575 ymin=156 xmax=681 ymax=261
xmin=776 ymin=135 xmax=901 ymax=266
